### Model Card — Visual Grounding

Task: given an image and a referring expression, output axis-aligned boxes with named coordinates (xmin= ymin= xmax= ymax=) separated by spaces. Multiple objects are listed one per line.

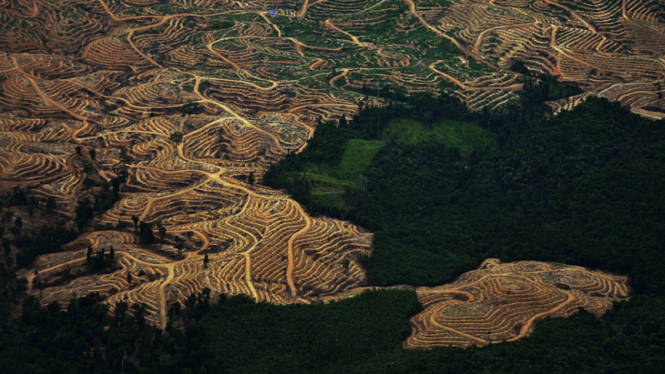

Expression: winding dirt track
xmin=5 ymin=1 xmax=375 ymax=325
xmin=473 ymin=23 xmax=535 ymax=55
xmin=324 ymin=19 xmax=370 ymax=47
xmin=2 ymin=0 xmax=646 ymax=332
xmin=405 ymin=259 xmax=630 ymax=348
xmin=402 ymin=0 xmax=499 ymax=70
xmin=429 ymin=61 xmax=522 ymax=92
xmin=286 ymin=212 xmax=312 ymax=300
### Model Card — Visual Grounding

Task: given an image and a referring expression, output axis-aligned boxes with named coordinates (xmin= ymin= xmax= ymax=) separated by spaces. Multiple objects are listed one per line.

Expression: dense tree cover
xmin=0 ymin=285 xmax=663 ymax=374
xmin=367 ymin=99 xmax=664 ymax=289
xmin=266 ymin=92 xmax=665 ymax=291
xmin=12 ymin=225 xmax=78 ymax=268
xmin=0 ymin=293 xmax=212 ymax=374
xmin=0 ymin=188 xmax=79 ymax=268
xmin=202 ymin=290 xmax=420 ymax=374
xmin=0 ymin=265 xmax=24 ymax=316
xmin=201 ymin=291 xmax=665 ymax=374
xmin=258 ymin=86 xmax=665 ymax=372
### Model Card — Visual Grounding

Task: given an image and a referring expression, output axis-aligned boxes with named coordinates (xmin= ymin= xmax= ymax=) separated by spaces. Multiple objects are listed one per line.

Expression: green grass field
xmin=383 ymin=118 xmax=494 ymax=156
xmin=301 ymin=118 xmax=489 ymax=200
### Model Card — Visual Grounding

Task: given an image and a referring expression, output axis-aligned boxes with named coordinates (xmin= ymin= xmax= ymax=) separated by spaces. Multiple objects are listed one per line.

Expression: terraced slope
xmin=426 ymin=0 xmax=665 ymax=117
xmin=0 ymin=0 xmax=645 ymax=327
xmin=405 ymin=259 xmax=630 ymax=348
xmin=2 ymin=0 xmax=379 ymax=327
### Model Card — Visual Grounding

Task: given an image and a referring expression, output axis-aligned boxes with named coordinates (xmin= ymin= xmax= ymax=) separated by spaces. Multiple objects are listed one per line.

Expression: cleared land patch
xmin=0 ymin=0 xmax=651 ymax=328
xmin=405 ymin=258 xmax=630 ymax=348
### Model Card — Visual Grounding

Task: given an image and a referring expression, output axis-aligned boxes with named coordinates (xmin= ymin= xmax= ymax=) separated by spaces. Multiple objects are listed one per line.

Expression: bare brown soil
xmin=2 ymin=0 xmax=375 ymax=327
xmin=404 ymin=259 xmax=630 ymax=348
xmin=423 ymin=0 xmax=665 ymax=116
xmin=0 ymin=0 xmax=642 ymax=329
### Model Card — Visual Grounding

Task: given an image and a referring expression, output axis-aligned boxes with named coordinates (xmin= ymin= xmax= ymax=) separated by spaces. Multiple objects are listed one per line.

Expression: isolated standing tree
xmin=75 ymin=146 xmax=82 ymax=156
xmin=138 ymin=221 xmax=155 ymax=244
xmin=127 ymin=271 xmax=133 ymax=284
xmin=13 ymin=216 xmax=22 ymax=230
xmin=89 ymin=148 xmax=96 ymax=161
xmin=131 ymin=215 xmax=139 ymax=232
xmin=203 ymin=254 xmax=210 ymax=269
xmin=109 ymin=246 xmax=115 ymax=260
xmin=111 ymin=177 xmax=121 ymax=202
xmin=248 ymin=172 xmax=255 ymax=187
xmin=169 ymin=132 xmax=183 ymax=144
xmin=181 ymin=102 xmax=200 ymax=116
xmin=45 ymin=197 xmax=55 ymax=213
xmin=159 ymin=225 xmax=167 ymax=243
xmin=87 ymin=245 xmax=93 ymax=264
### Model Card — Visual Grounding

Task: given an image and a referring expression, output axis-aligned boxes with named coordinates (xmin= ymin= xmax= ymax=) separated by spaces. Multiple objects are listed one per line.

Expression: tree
xmin=181 ymin=102 xmax=201 ymax=116
xmin=131 ymin=215 xmax=139 ymax=232
xmin=168 ymin=301 xmax=181 ymax=320
xmin=109 ymin=246 xmax=114 ymax=260
xmin=169 ymin=132 xmax=184 ymax=144
xmin=111 ymin=177 xmax=121 ymax=202
xmin=248 ymin=172 xmax=255 ymax=187
xmin=159 ymin=225 xmax=167 ymax=243
xmin=133 ymin=303 xmax=146 ymax=325
xmin=139 ymin=221 xmax=155 ymax=245
xmin=89 ymin=148 xmax=96 ymax=161
xmin=86 ymin=245 xmax=93 ymax=264
xmin=127 ymin=271 xmax=133 ymax=284
xmin=75 ymin=198 xmax=93 ymax=231
xmin=175 ymin=235 xmax=184 ymax=250
xmin=45 ymin=197 xmax=55 ymax=213
xmin=203 ymin=254 xmax=209 ymax=269
xmin=13 ymin=216 xmax=22 ymax=230
xmin=115 ymin=301 xmax=129 ymax=320
xmin=82 ymin=164 xmax=94 ymax=175
xmin=75 ymin=146 xmax=82 ymax=156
